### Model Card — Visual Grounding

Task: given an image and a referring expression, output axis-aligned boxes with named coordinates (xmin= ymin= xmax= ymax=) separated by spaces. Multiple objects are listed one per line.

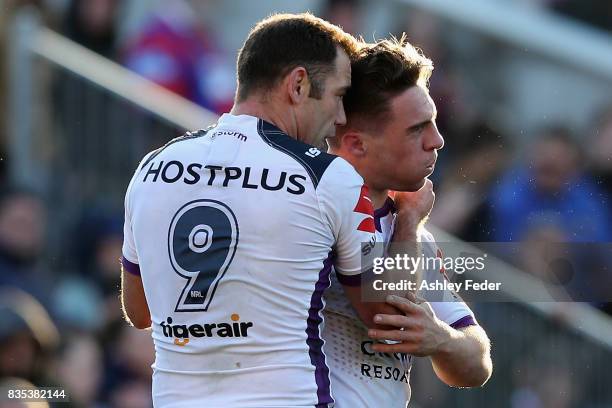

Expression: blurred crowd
xmin=1 ymin=0 xmax=611 ymax=407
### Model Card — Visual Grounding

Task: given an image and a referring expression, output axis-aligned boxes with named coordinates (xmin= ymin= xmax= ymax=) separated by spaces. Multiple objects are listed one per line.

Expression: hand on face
xmin=393 ymin=178 xmax=435 ymax=228
xmin=367 ymin=294 xmax=451 ymax=357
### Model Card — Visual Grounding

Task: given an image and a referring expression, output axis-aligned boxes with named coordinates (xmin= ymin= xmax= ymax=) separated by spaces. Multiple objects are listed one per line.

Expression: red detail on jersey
xmin=357 ymin=217 xmax=376 ymax=233
xmin=353 ymin=185 xmax=375 ymax=232
xmin=353 ymin=185 xmax=375 ymax=216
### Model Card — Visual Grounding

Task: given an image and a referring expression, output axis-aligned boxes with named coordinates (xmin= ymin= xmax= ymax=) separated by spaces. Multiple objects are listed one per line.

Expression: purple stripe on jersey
xmin=336 ymin=271 xmax=362 ymax=286
xmin=121 ymin=256 xmax=141 ymax=276
xmin=450 ymin=315 xmax=477 ymax=329
xmin=374 ymin=197 xmax=396 ymax=232
xmin=336 ymin=266 xmax=378 ymax=287
xmin=307 ymin=251 xmax=335 ymax=407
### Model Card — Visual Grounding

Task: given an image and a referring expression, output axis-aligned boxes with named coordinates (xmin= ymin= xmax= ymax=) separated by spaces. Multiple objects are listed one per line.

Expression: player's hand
xmin=393 ymin=178 xmax=435 ymax=231
xmin=367 ymin=294 xmax=453 ymax=357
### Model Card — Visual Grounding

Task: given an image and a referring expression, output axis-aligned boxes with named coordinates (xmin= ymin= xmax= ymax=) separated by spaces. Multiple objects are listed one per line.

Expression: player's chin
xmin=413 ymin=178 xmax=427 ymax=191
xmin=395 ymin=178 xmax=426 ymax=192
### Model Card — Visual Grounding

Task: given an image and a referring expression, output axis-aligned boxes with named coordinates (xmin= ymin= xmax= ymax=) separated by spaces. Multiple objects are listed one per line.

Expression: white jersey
xmin=121 ymin=114 xmax=381 ymax=407
xmin=322 ymin=197 xmax=476 ymax=408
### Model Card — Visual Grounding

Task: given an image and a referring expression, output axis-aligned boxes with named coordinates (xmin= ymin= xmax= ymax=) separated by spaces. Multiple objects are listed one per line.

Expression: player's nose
xmin=335 ymin=103 xmax=347 ymax=126
xmin=426 ymin=126 xmax=444 ymax=151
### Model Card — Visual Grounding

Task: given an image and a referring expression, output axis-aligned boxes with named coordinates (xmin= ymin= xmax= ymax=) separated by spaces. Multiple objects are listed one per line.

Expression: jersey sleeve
xmin=419 ymin=228 xmax=476 ymax=329
xmin=317 ymin=158 xmax=382 ymax=285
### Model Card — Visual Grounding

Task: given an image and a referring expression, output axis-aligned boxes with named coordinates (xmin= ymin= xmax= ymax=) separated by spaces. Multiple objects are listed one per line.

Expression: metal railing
xmin=397 ymin=0 xmax=612 ymax=82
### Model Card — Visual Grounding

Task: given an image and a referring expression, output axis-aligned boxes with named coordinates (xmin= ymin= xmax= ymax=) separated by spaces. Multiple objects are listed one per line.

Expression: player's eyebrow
xmin=407 ymin=109 xmax=437 ymax=133
xmin=406 ymin=119 xmax=432 ymax=133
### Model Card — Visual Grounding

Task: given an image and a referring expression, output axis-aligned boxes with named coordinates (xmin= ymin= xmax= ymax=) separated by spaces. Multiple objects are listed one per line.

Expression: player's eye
xmin=410 ymin=123 xmax=427 ymax=134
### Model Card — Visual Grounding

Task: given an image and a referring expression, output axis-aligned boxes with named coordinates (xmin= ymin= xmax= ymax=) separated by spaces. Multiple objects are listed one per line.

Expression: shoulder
xmin=256 ymin=119 xmax=339 ymax=188
xmin=317 ymin=157 xmax=365 ymax=203
xmin=138 ymin=127 xmax=213 ymax=171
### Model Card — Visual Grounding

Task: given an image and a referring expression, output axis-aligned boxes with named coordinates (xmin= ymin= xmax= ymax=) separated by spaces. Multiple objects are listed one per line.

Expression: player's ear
xmin=340 ymin=131 xmax=367 ymax=158
xmin=286 ymin=66 xmax=311 ymax=105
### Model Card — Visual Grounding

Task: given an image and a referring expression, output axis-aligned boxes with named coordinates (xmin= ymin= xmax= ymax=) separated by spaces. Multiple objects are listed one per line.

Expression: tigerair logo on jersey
xmin=160 ymin=314 xmax=254 ymax=346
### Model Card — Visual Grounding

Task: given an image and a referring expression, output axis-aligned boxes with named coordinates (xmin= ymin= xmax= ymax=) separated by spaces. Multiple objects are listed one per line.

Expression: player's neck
xmin=368 ymin=186 xmax=390 ymax=210
xmin=231 ymin=98 xmax=297 ymax=139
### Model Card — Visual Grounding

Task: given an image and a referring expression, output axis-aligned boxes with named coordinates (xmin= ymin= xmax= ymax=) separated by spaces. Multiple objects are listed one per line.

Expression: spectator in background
xmin=0 ymin=188 xmax=52 ymax=306
xmin=488 ymin=125 xmax=612 ymax=242
xmin=62 ymin=0 xmax=120 ymax=59
xmin=487 ymin=125 xmax=612 ymax=307
xmin=122 ymin=0 xmax=235 ymax=113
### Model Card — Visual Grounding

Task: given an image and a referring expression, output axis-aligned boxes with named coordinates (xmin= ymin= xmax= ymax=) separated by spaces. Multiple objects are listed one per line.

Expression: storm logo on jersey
xmin=353 ymin=185 xmax=376 ymax=233
xmin=160 ymin=314 xmax=254 ymax=346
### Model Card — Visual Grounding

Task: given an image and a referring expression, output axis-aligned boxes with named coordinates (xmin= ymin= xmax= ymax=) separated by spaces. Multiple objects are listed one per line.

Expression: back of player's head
xmin=235 ymin=13 xmax=358 ymax=102
xmin=343 ymin=35 xmax=433 ymax=131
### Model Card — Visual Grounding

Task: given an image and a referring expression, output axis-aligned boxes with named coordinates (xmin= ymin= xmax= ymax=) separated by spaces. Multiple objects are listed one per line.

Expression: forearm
xmin=383 ymin=212 xmax=421 ymax=296
xmin=430 ymin=325 xmax=492 ymax=387
xmin=120 ymin=268 xmax=152 ymax=329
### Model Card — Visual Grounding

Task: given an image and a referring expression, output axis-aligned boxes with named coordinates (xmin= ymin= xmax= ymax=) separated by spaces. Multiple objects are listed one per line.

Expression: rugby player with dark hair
xmin=325 ymin=37 xmax=492 ymax=406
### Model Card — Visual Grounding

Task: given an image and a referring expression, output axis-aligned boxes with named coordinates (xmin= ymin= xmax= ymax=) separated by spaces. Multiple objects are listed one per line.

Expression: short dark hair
xmin=343 ymin=35 xmax=433 ymax=130
xmin=236 ymin=13 xmax=358 ymax=101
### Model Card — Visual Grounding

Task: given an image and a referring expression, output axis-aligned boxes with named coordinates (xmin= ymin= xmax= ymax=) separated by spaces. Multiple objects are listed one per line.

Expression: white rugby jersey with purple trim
xmin=322 ymin=197 xmax=476 ymax=408
xmin=121 ymin=113 xmax=381 ymax=407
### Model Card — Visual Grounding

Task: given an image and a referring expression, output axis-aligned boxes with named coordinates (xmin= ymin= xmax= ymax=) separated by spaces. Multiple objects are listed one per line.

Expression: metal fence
xmin=7 ymin=8 xmax=612 ymax=408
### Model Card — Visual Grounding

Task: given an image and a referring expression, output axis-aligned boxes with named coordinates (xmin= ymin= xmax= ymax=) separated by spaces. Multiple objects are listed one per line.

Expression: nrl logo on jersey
xmin=160 ymin=314 xmax=254 ymax=346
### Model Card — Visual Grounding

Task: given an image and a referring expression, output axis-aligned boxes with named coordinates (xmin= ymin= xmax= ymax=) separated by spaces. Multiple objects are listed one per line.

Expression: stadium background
xmin=1 ymin=0 xmax=612 ymax=407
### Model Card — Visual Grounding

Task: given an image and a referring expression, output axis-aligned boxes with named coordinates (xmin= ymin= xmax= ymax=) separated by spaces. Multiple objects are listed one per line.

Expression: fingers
xmin=403 ymin=291 xmax=426 ymax=305
xmin=393 ymin=180 xmax=435 ymax=222
xmin=373 ymin=313 xmax=418 ymax=329
xmin=371 ymin=341 xmax=417 ymax=354
xmin=385 ymin=295 xmax=421 ymax=314
xmin=368 ymin=328 xmax=418 ymax=343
